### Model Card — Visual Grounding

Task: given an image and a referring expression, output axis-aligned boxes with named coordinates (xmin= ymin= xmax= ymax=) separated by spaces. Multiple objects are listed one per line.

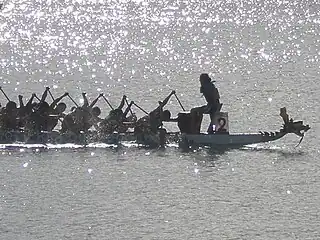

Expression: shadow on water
xmin=178 ymin=143 xmax=309 ymax=169
xmin=177 ymin=145 xmax=233 ymax=168
xmin=182 ymin=143 xmax=308 ymax=158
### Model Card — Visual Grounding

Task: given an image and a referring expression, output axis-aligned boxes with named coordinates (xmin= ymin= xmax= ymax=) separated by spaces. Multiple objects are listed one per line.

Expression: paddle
xmin=67 ymin=94 xmax=79 ymax=107
xmin=132 ymin=102 xmax=149 ymax=115
xmin=101 ymin=95 xmax=114 ymax=110
xmin=0 ymin=86 xmax=10 ymax=101
xmin=41 ymin=89 xmax=66 ymax=126
xmin=173 ymin=92 xmax=185 ymax=111
xmin=48 ymin=89 xmax=55 ymax=101
xmin=34 ymin=94 xmax=41 ymax=101
xmin=125 ymin=98 xmax=134 ymax=116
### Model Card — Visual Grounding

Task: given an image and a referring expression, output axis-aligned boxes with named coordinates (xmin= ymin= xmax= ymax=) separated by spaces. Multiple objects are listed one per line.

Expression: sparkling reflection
xmin=0 ymin=0 xmax=318 ymax=90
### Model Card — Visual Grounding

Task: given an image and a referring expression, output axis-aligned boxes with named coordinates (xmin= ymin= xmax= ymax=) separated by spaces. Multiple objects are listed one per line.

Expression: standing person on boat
xmin=190 ymin=73 xmax=221 ymax=133
xmin=61 ymin=92 xmax=104 ymax=134
xmin=197 ymin=73 xmax=221 ymax=114
xmin=134 ymin=90 xmax=175 ymax=135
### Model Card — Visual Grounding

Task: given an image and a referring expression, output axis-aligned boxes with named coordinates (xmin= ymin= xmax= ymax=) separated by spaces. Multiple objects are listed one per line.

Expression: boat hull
xmin=180 ymin=132 xmax=286 ymax=147
xmin=0 ymin=130 xmax=286 ymax=148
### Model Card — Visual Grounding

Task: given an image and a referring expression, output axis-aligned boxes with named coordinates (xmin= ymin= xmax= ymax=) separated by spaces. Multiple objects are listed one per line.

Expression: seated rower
xmin=134 ymin=90 xmax=175 ymax=135
xmin=61 ymin=92 xmax=103 ymax=134
xmin=0 ymin=93 xmax=30 ymax=131
xmin=98 ymin=95 xmax=136 ymax=134
xmin=17 ymin=93 xmax=37 ymax=128
xmin=0 ymin=100 xmax=19 ymax=131
xmin=77 ymin=92 xmax=104 ymax=132
xmin=25 ymin=88 xmax=69 ymax=133
xmin=46 ymin=93 xmax=69 ymax=131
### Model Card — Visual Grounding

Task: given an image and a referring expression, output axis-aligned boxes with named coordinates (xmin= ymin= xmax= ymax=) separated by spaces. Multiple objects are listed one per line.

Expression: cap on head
xmin=56 ymin=102 xmax=67 ymax=113
xmin=162 ymin=110 xmax=171 ymax=121
xmin=200 ymin=73 xmax=211 ymax=82
xmin=39 ymin=101 xmax=49 ymax=109
xmin=92 ymin=107 xmax=101 ymax=117
xmin=6 ymin=101 xmax=17 ymax=110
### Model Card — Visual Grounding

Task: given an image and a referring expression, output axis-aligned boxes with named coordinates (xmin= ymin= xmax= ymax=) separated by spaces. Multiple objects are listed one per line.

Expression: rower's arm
xmin=160 ymin=90 xmax=175 ymax=108
xmin=116 ymin=95 xmax=126 ymax=110
xmin=40 ymin=87 xmax=50 ymax=103
xmin=82 ymin=93 xmax=89 ymax=107
xmin=18 ymin=95 xmax=24 ymax=108
xmin=159 ymin=101 xmax=164 ymax=120
xmin=50 ymin=92 xmax=68 ymax=108
xmin=89 ymin=93 xmax=103 ymax=108
xmin=26 ymin=94 xmax=36 ymax=107
xmin=122 ymin=101 xmax=134 ymax=119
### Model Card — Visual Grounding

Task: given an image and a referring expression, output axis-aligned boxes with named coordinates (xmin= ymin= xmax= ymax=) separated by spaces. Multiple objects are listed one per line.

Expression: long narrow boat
xmin=0 ymin=107 xmax=310 ymax=148
xmin=179 ymin=129 xmax=303 ymax=148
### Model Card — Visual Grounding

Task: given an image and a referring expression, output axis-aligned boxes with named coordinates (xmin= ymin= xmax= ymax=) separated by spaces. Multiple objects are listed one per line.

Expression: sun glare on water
xmin=0 ymin=0 xmax=318 ymax=100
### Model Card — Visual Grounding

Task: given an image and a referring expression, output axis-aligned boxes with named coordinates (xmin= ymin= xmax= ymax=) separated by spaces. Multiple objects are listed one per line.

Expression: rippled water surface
xmin=1 ymin=0 xmax=320 ymax=239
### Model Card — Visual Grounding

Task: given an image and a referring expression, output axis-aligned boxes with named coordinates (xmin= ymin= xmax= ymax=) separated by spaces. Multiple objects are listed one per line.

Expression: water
xmin=1 ymin=0 xmax=320 ymax=239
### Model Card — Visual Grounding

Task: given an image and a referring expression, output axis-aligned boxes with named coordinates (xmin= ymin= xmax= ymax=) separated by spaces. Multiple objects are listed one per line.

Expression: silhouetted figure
xmin=61 ymin=93 xmax=103 ymax=134
xmin=0 ymin=101 xmax=19 ymax=131
xmin=134 ymin=90 xmax=175 ymax=135
xmin=190 ymin=73 xmax=221 ymax=133
xmin=98 ymin=95 xmax=136 ymax=134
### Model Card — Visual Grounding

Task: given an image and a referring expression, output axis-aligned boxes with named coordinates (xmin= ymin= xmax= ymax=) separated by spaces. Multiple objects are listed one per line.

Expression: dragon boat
xmin=0 ymin=107 xmax=310 ymax=148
